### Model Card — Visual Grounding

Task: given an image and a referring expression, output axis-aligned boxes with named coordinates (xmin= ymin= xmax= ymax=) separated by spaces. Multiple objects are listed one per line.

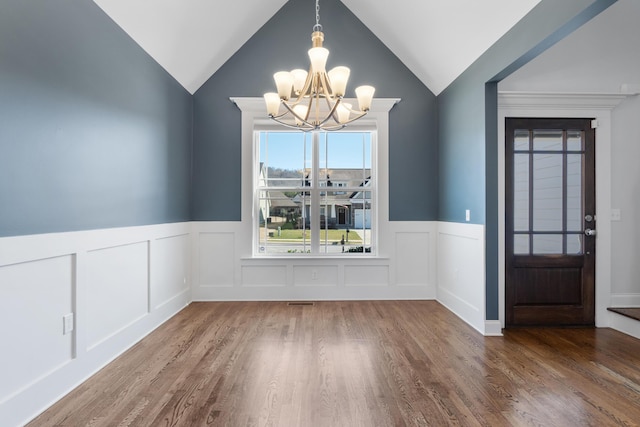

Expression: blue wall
xmin=437 ymin=0 xmax=617 ymax=319
xmin=1 ymin=0 xmax=619 ymax=321
xmin=192 ymin=0 xmax=437 ymax=221
xmin=0 ymin=0 xmax=192 ymax=237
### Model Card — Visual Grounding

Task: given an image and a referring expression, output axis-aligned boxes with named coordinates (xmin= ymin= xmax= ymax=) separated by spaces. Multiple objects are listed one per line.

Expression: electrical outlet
xmin=465 ymin=210 xmax=471 ymax=222
xmin=611 ymin=209 xmax=621 ymax=221
xmin=63 ymin=313 xmax=74 ymax=335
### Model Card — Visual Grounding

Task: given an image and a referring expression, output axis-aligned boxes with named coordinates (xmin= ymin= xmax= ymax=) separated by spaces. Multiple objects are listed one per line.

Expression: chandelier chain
xmin=314 ymin=0 xmax=322 ymax=32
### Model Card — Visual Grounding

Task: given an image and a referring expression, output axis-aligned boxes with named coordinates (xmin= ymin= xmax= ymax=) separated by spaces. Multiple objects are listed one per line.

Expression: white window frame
xmin=232 ymin=97 xmax=399 ymax=258
xmin=255 ymin=129 xmax=377 ymax=256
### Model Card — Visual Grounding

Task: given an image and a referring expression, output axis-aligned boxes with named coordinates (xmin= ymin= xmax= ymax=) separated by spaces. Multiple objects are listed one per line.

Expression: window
xmin=255 ymin=130 xmax=376 ymax=256
xmin=233 ymin=96 xmax=397 ymax=260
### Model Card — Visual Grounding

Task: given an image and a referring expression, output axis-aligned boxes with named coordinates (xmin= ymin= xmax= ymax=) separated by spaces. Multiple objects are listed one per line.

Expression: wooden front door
xmin=506 ymin=118 xmax=596 ymax=327
xmin=338 ymin=207 xmax=347 ymax=225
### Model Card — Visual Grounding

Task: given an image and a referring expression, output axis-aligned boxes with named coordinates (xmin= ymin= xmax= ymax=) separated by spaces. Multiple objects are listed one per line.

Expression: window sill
xmin=242 ymin=255 xmax=389 ymax=262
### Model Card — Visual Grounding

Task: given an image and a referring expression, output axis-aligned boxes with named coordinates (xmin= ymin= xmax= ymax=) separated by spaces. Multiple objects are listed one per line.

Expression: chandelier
xmin=263 ymin=0 xmax=375 ymax=131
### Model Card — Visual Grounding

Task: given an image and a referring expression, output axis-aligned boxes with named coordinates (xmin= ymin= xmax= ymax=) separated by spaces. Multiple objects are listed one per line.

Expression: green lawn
xmin=269 ymin=229 xmax=362 ymax=242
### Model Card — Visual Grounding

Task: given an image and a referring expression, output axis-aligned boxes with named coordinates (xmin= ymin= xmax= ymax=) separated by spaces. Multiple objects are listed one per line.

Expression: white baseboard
xmin=484 ymin=320 xmax=503 ymax=336
xmin=610 ymin=293 xmax=640 ymax=307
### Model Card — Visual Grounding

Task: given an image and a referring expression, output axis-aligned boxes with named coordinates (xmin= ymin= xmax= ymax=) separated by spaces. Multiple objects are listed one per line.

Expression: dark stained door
xmin=338 ymin=207 xmax=346 ymax=225
xmin=506 ymin=118 xmax=596 ymax=327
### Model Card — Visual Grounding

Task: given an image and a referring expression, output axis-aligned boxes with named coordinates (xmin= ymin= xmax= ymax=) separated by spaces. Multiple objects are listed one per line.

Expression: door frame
xmin=498 ymin=91 xmax=628 ymax=329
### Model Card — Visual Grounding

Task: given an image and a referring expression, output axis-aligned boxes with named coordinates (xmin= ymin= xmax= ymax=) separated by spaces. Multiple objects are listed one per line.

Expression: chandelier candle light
xmin=263 ymin=0 xmax=375 ymax=131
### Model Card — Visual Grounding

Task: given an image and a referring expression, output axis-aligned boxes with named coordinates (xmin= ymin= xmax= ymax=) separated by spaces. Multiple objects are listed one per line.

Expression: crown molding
xmin=498 ymin=91 xmax=636 ymax=111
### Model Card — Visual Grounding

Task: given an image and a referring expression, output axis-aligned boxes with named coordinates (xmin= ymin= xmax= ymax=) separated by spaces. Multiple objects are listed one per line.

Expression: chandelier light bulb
xmin=264 ymin=92 xmax=281 ymax=116
xmin=274 ymin=71 xmax=293 ymax=100
xmin=336 ymin=102 xmax=352 ymax=123
xmin=328 ymin=66 xmax=350 ymax=97
xmin=293 ymin=105 xmax=308 ymax=126
xmin=308 ymin=47 xmax=329 ymax=73
xmin=355 ymin=85 xmax=375 ymax=111
xmin=290 ymin=69 xmax=308 ymax=94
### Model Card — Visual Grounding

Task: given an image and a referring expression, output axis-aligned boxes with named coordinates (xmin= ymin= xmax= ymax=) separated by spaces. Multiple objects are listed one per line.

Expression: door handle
xmin=585 ymin=228 xmax=597 ymax=237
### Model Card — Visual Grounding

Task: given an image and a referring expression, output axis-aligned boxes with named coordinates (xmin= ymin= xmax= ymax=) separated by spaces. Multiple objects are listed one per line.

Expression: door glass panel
xmin=533 ymin=234 xmax=563 ymax=254
xmin=514 ymin=154 xmax=529 ymax=231
xmin=533 ymin=129 xmax=563 ymax=151
xmin=566 ymin=154 xmax=583 ymax=232
xmin=533 ymin=154 xmax=563 ymax=231
xmin=567 ymin=234 xmax=583 ymax=255
xmin=567 ymin=130 xmax=583 ymax=151
xmin=514 ymin=234 xmax=529 ymax=254
xmin=514 ymin=129 xmax=529 ymax=150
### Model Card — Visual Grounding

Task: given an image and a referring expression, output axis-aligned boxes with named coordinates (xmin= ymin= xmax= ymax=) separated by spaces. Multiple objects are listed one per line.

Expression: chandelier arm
xmin=280 ymin=101 xmax=317 ymax=129
xmin=314 ymin=91 xmax=322 ymax=127
xmin=318 ymin=123 xmax=346 ymax=131
xmin=320 ymin=96 xmax=341 ymax=127
xmin=314 ymin=71 xmax=338 ymax=124
xmin=293 ymin=65 xmax=315 ymax=101
xmin=333 ymin=110 xmax=368 ymax=126
xmin=314 ymin=72 xmax=335 ymax=126
xmin=307 ymin=83 xmax=316 ymax=123
xmin=342 ymin=103 xmax=367 ymax=115
xmin=270 ymin=116 xmax=315 ymax=132
xmin=320 ymin=70 xmax=334 ymax=97
xmin=269 ymin=105 xmax=293 ymax=120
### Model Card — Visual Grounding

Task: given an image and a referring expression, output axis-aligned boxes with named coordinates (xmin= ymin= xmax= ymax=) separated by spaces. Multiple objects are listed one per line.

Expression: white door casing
xmin=497 ymin=91 xmax=630 ymax=329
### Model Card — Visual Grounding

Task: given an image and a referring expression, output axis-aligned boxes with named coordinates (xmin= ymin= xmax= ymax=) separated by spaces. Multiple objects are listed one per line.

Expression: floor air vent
xmin=287 ymin=301 xmax=315 ymax=306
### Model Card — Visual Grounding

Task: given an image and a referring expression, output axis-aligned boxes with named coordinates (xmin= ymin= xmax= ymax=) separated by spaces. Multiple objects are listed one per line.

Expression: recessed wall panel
xmin=86 ymin=242 xmax=148 ymax=350
xmin=395 ymin=232 xmax=429 ymax=286
xmin=293 ymin=265 xmax=339 ymax=286
xmin=0 ymin=255 xmax=73 ymax=402
xmin=344 ymin=265 xmax=388 ymax=286
xmin=199 ymin=232 xmax=235 ymax=287
xmin=242 ymin=265 xmax=287 ymax=286
xmin=153 ymin=234 xmax=189 ymax=309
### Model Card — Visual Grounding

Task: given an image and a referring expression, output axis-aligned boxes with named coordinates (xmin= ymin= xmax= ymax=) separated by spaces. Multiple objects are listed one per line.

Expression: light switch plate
xmin=63 ymin=313 xmax=74 ymax=335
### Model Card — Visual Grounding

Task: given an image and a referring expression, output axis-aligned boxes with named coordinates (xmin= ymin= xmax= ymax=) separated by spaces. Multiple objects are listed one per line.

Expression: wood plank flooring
xmin=29 ymin=301 xmax=640 ymax=426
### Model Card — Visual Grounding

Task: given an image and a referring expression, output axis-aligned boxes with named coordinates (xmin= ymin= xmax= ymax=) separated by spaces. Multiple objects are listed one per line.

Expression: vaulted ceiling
xmin=92 ymin=0 xmax=541 ymax=95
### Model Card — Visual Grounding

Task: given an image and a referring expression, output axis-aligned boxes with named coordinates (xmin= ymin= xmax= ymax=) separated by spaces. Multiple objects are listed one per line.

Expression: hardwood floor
xmin=29 ymin=301 xmax=640 ymax=426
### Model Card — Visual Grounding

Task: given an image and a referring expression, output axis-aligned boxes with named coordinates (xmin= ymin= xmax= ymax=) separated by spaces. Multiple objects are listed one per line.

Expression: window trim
xmin=232 ymin=97 xmax=399 ymax=259
xmin=255 ymin=128 xmax=377 ymax=256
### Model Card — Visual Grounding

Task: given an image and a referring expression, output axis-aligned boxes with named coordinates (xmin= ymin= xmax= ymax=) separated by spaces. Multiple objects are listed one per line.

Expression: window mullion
xmin=311 ymin=131 xmax=320 ymax=254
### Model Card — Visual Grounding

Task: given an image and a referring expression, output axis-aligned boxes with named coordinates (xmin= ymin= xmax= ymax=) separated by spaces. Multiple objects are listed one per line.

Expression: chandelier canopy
xmin=263 ymin=0 xmax=375 ymax=131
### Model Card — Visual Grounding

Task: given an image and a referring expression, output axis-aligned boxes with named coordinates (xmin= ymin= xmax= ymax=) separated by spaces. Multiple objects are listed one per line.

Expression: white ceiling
xmin=93 ymin=0 xmax=540 ymax=95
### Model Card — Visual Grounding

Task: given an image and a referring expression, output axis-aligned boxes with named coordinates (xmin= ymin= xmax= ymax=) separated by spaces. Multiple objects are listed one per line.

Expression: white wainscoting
xmin=191 ymin=221 xmax=437 ymax=301
xmin=0 ymin=223 xmax=191 ymax=427
xmin=0 ymin=219 xmax=492 ymax=426
xmin=436 ymin=222 xmax=489 ymax=335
